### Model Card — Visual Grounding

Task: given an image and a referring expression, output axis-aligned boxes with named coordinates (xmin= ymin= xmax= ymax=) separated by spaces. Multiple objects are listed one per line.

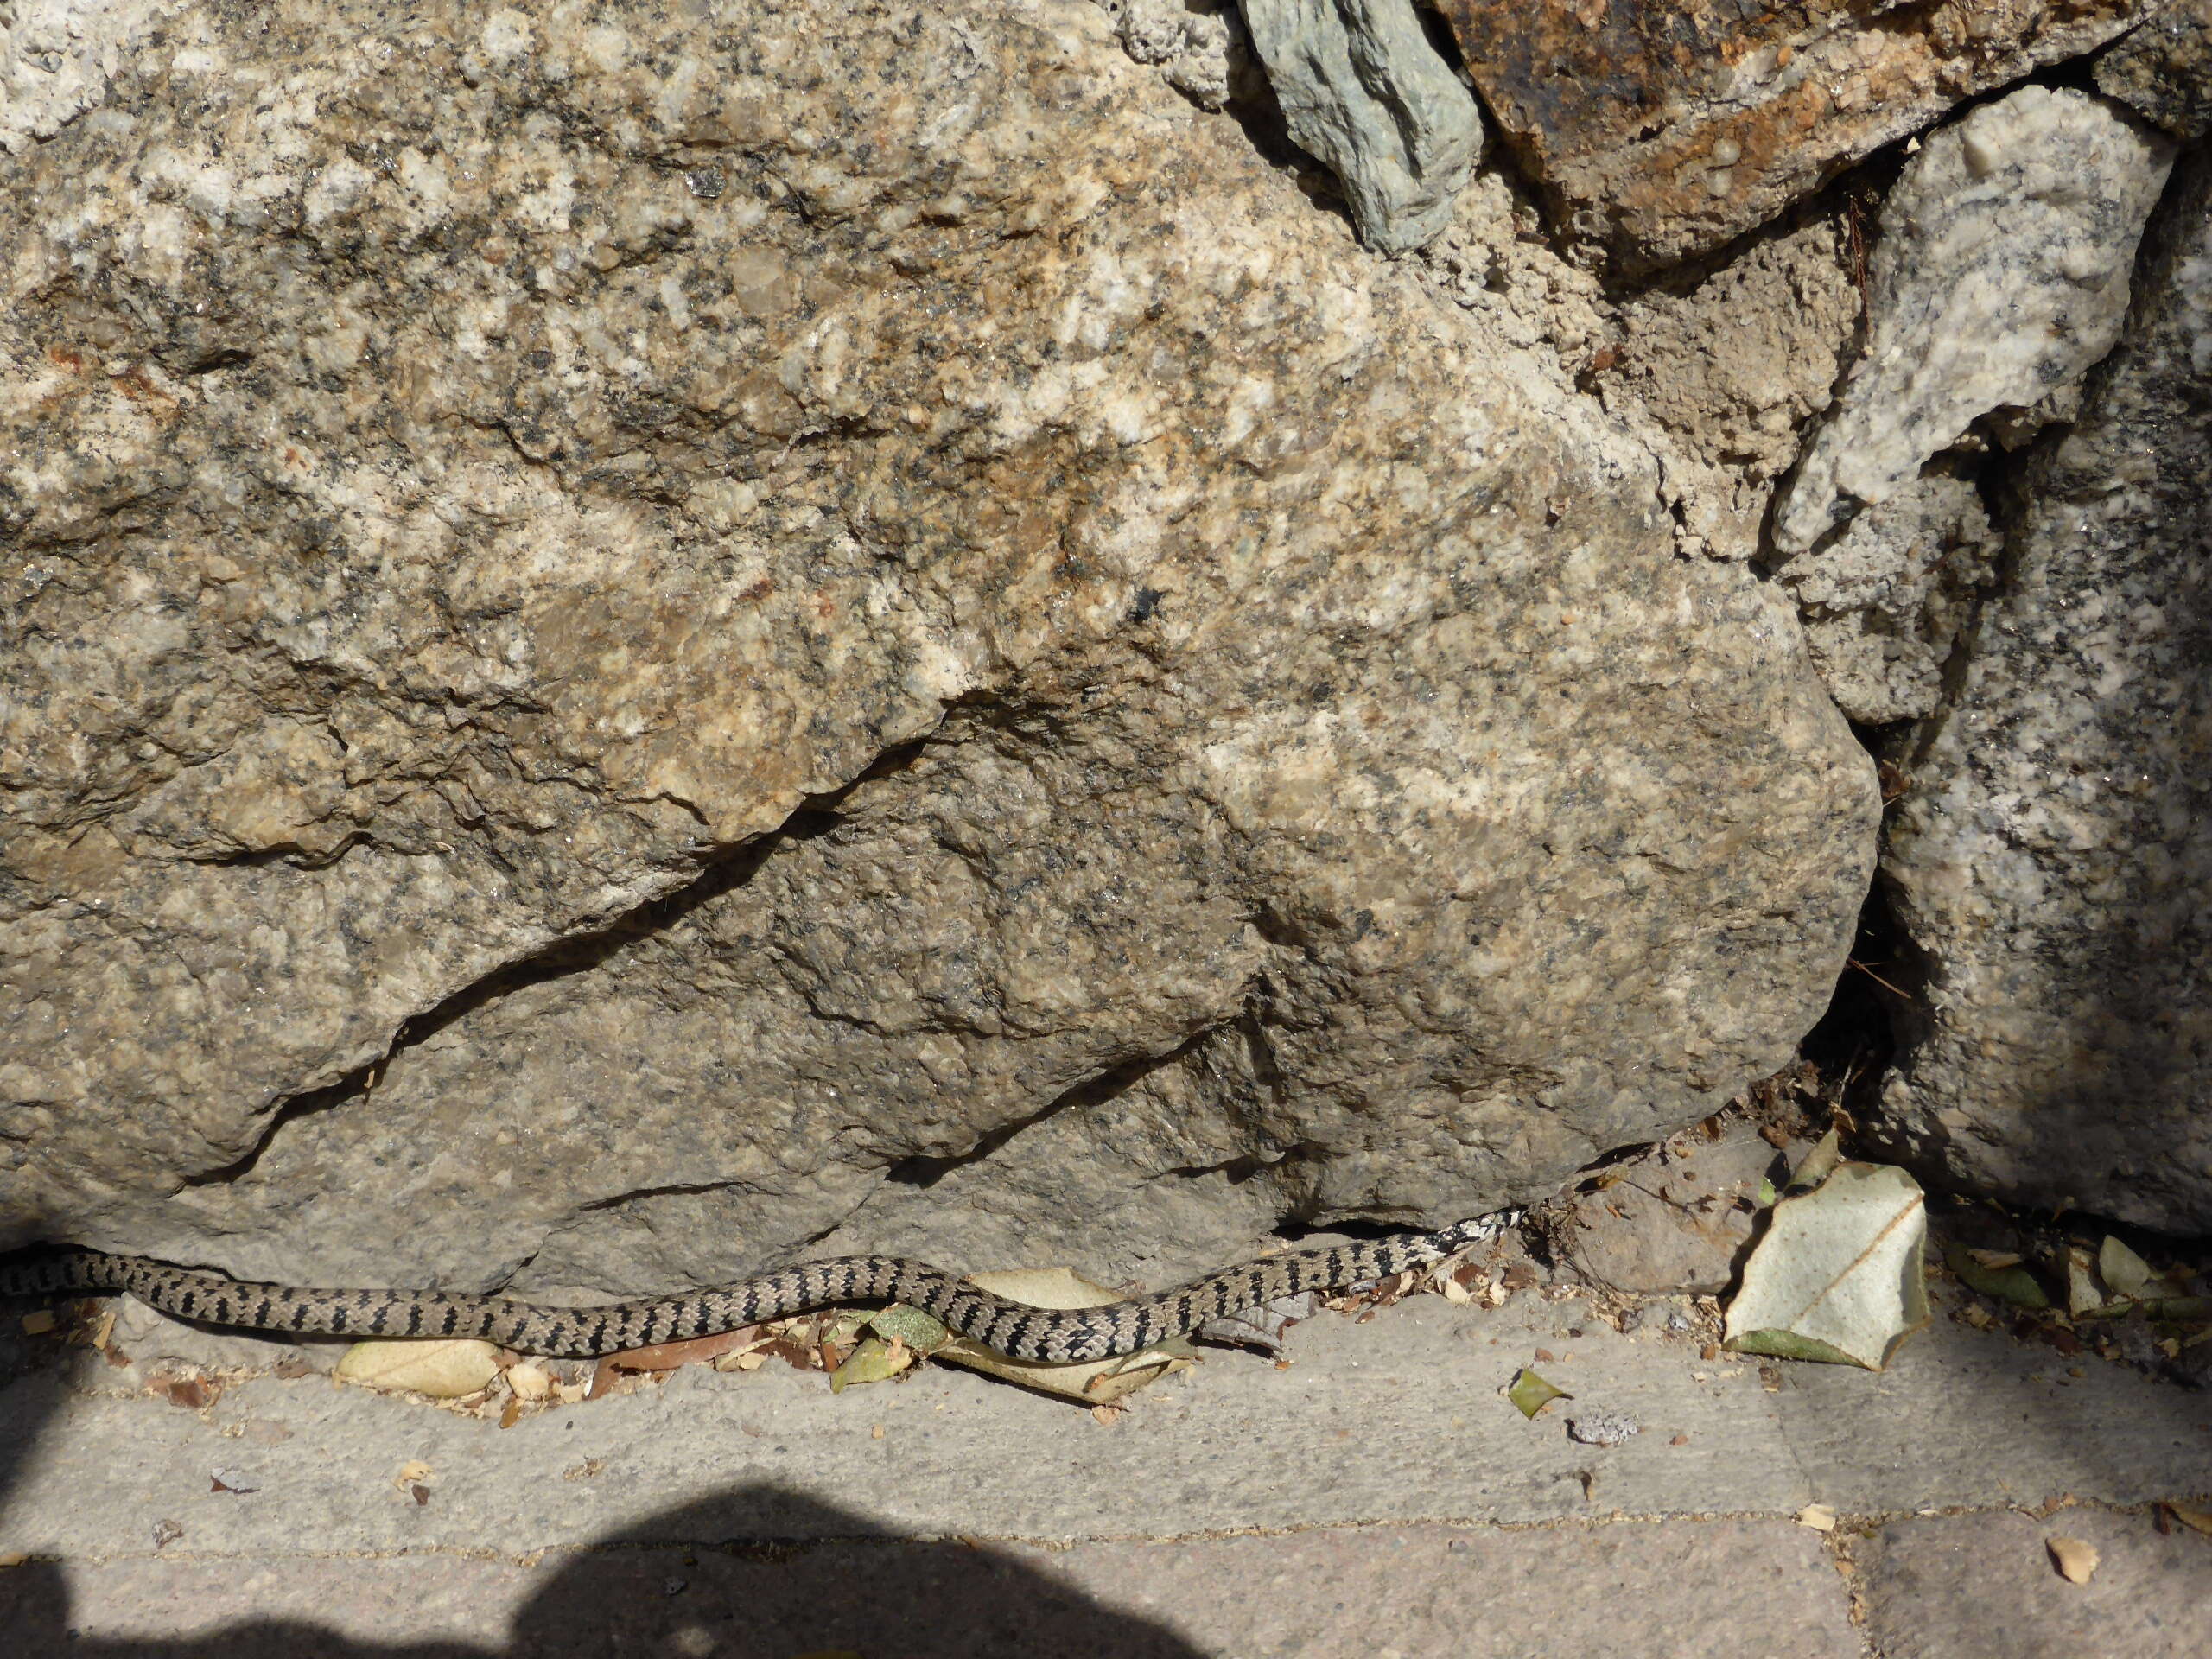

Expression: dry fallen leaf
xmin=503 ymin=1362 xmax=554 ymax=1402
xmin=1197 ymin=1291 xmax=1317 ymax=1354
xmin=1090 ymin=1404 xmax=1123 ymax=1427
xmin=393 ymin=1460 xmax=434 ymax=1492
xmin=148 ymin=1374 xmax=221 ymax=1410
xmin=2164 ymin=1503 xmax=2212 ymax=1538
xmin=2048 ymin=1536 xmax=2099 ymax=1584
xmin=1796 ymin=1504 xmax=1839 ymax=1532
xmin=1789 ymin=1127 xmax=1844 ymax=1191
xmin=337 ymin=1339 xmax=502 ymax=1398
xmin=18 ymin=1311 xmax=56 ymax=1337
xmin=601 ymin=1328 xmax=763 ymax=1375
xmin=587 ymin=1358 xmax=632 ymax=1400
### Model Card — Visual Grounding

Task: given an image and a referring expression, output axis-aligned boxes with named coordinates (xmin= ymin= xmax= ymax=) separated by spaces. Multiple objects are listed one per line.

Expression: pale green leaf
xmin=867 ymin=1303 xmax=954 ymax=1353
xmin=930 ymin=1268 xmax=1192 ymax=1403
xmin=1506 ymin=1368 xmax=1569 ymax=1418
xmin=2098 ymin=1236 xmax=2156 ymax=1300
xmin=829 ymin=1335 xmax=913 ymax=1394
xmin=1724 ymin=1162 xmax=1929 ymax=1370
xmin=1944 ymin=1243 xmax=2050 ymax=1310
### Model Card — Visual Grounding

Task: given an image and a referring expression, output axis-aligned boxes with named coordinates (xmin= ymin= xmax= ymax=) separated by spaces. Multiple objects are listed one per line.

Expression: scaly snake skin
xmin=0 ymin=1211 xmax=1521 ymax=1363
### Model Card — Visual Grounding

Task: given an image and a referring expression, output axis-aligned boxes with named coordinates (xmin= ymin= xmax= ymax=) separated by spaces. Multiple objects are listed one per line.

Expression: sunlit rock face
xmin=0 ymin=0 xmax=1874 ymax=1291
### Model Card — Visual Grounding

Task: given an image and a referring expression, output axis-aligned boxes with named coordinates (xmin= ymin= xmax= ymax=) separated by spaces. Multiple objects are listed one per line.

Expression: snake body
xmin=0 ymin=1210 xmax=1520 ymax=1363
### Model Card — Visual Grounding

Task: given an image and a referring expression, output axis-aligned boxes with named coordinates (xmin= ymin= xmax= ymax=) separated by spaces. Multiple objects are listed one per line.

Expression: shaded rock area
xmin=0 ymin=0 xmax=1875 ymax=1290
xmin=1770 ymin=474 xmax=2003 ymax=727
xmin=2097 ymin=0 xmax=2212 ymax=138
xmin=1774 ymin=86 xmax=2173 ymax=555
xmin=1876 ymin=149 xmax=2212 ymax=1233
xmin=1434 ymin=0 xmax=2149 ymax=272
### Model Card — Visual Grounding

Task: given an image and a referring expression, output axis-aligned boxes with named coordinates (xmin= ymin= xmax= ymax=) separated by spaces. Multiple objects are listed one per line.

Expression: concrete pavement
xmin=3 ymin=1265 xmax=2209 ymax=1655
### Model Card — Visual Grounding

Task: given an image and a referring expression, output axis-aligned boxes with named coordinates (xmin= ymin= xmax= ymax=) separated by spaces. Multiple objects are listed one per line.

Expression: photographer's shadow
xmin=0 ymin=1484 xmax=1205 ymax=1657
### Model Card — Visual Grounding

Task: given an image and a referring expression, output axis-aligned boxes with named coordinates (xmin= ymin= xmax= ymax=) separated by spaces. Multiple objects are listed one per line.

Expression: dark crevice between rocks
xmin=179 ymin=835 xmax=367 ymax=872
xmin=1419 ymin=37 xmax=1577 ymax=278
xmin=1270 ymin=1205 xmax=1478 ymax=1246
xmin=180 ymin=733 xmax=940 ymax=1192
xmin=880 ymin=1028 xmax=1214 ymax=1191
xmin=1804 ymin=880 xmax=1909 ymax=1136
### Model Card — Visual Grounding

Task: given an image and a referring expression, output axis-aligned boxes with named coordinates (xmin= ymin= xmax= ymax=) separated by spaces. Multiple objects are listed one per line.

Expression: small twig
xmin=1847 ymin=957 xmax=1909 ymax=999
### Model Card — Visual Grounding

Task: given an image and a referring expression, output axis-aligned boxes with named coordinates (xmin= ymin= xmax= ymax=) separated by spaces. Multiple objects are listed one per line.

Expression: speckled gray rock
xmin=1236 ymin=0 xmax=1483 ymax=253
xmin=1 ymin=0 xmax=162 ymax=152
xmin=2098 ymin=0 xmax=2212 ymax=139
xmin=0 ymin=0 xmax=1875 ymax=1291
xmin=1774 ymin=87 xmax=2174 ymax=555
xmin=1876 ymin=151 xmax=2212 ymax=1234
xmin=1771 ymin=475 xmax=2003 ymax=727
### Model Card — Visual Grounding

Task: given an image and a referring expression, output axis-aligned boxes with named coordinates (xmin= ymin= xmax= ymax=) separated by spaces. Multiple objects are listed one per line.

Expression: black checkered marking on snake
xmin=0 ymin=1211 xmax=1521 ymax=1363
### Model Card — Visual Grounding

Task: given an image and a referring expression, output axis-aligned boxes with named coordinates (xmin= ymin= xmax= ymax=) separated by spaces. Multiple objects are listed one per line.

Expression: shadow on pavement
xmin=0 ymin=1484 xmax=1204 ymax=1657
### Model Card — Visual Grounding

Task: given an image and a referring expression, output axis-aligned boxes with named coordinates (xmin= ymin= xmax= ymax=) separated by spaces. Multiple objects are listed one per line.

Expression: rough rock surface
xmin=1771 ymin=474 xmax=2003 ymax=727
xmin=1775 ymin=86 xmax=2174 ymax=555
xmin=1602 ymin=220 xmax=1862 ymax=562
xmin=1094 ymin=0 xmax=1255 ymax=111
xmin=0 ymin=0 xmax=1875 ymax=1291
xmin=1436 ymin=0 xmax=2150 ymax=273
xmin=1236 ymin=0 xmax=1484 ymax=253
xmin=1876 ymin=150 xmax=2212 ymax=1233
xmin=1559 ymin=1119 xmax=1793 ymax=1296
xmin=2097 ymin=0 xmax=2212 ymax=138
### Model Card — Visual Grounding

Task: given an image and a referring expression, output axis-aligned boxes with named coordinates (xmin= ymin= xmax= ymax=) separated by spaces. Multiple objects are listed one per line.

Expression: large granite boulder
xmin=1875 ymin=150 xmax=2212 ymax=1233
xmin=0 ymin=0 xmax=1875 ymax=1294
